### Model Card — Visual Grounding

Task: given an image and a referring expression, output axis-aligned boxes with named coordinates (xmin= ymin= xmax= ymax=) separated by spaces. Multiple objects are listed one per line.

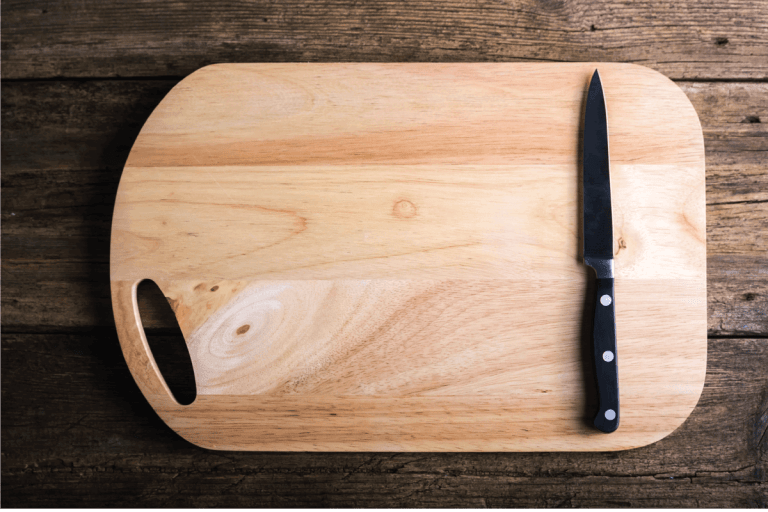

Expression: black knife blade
xmin=583 ymin=69 xmax=619 ymax=433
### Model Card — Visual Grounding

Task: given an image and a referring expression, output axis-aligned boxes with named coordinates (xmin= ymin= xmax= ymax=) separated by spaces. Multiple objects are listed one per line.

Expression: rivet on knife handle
xmin=583 ymin=69 xmax=619 ymax=433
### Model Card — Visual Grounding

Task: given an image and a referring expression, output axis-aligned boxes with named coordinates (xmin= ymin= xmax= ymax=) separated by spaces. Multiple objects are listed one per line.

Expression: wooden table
xmin=2 ymin=1 xmax=766 ymax=507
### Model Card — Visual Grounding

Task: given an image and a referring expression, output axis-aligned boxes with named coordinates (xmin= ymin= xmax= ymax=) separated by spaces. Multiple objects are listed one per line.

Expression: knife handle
xmin=592 ymin=277 xmax=619 ymax=433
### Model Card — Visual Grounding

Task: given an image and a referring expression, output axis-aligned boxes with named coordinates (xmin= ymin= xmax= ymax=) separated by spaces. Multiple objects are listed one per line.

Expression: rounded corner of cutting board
xmin=167 ymin=426 xmax=231 ymax=452
xmin=624 ymin=373 xmax=707 ymax=452
xmin=607 ymin=63 xmax=705 ymax=162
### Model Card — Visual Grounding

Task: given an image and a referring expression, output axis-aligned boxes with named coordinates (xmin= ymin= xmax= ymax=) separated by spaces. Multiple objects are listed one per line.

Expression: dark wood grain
xmin=3 ymin=0 xmax=768 ymax=80
xmin=2 ymin=0 xmax=767 ymax=506
xmin=2 ymin=333 xmax=766 ymax=507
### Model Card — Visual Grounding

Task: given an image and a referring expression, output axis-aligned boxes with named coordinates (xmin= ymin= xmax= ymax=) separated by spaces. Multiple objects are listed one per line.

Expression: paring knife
xmin=583 ymin=69 xmax=619 ymax=433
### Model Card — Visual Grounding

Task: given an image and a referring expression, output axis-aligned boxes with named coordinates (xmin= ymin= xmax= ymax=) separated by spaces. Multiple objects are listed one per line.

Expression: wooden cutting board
xmin=111 ymin=63 xmax=707 ymax=451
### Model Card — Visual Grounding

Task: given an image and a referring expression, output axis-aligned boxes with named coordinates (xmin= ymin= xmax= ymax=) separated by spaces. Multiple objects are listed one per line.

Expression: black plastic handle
xmin=592 ymin=277 xmax=619 ymax=433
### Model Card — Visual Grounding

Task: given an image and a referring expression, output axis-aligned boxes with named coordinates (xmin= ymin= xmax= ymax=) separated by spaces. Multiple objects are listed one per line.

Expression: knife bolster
xmin=585 ymin=257 xmax=614 ymax=279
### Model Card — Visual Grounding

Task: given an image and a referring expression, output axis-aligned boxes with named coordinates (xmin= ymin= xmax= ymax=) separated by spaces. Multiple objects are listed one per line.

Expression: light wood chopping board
xmin=111 ymin=63 xmax=707 ymax=451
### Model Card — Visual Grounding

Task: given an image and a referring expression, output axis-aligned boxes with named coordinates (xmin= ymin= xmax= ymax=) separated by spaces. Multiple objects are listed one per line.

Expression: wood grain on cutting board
xmin=111 ymin=63 xmax=706 ymax=451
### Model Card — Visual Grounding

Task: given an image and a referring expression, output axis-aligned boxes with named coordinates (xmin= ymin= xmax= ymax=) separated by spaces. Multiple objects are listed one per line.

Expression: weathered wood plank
xmin=680 ymin=82 xmax=768 ymax=206
xmin=2 ymin=472 xmax=765 ymax=507
xmin=677 ymin=82 xmax=768 ymax=336
xmin=2 ymin=80 xmax=766 ymax=334
xmin=708 ymin=256 xmax=768 ymax=336
xmin=2 ymin=334 xmax=766 ymax=506
xmin=1 ymin=80 xmax=177 ymax=173
xmin=3 ymin=0 xmax=768 ymax=81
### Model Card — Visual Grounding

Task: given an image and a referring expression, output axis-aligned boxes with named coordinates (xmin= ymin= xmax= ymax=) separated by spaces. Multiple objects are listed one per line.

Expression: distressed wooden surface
xmin=1 ymin=0 xmax=767 ymax=506
xmin=2 ymin=333 xmax=766 ymax=506
xmin=3 ymin=0 xmax=768 ymax=80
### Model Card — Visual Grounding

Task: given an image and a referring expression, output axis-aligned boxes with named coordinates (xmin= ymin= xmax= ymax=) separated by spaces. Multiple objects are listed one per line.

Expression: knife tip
xmin=590 ymin=69 xmax=602 ymax=89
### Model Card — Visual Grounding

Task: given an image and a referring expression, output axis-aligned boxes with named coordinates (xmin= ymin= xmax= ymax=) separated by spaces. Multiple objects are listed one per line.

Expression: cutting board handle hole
xmin=136 ymin=280 xmax=197 ymax=406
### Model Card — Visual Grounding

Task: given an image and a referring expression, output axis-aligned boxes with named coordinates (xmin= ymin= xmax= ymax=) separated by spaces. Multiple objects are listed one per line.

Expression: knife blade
xmin=583 ymin=69 xmax=619 ymax=433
